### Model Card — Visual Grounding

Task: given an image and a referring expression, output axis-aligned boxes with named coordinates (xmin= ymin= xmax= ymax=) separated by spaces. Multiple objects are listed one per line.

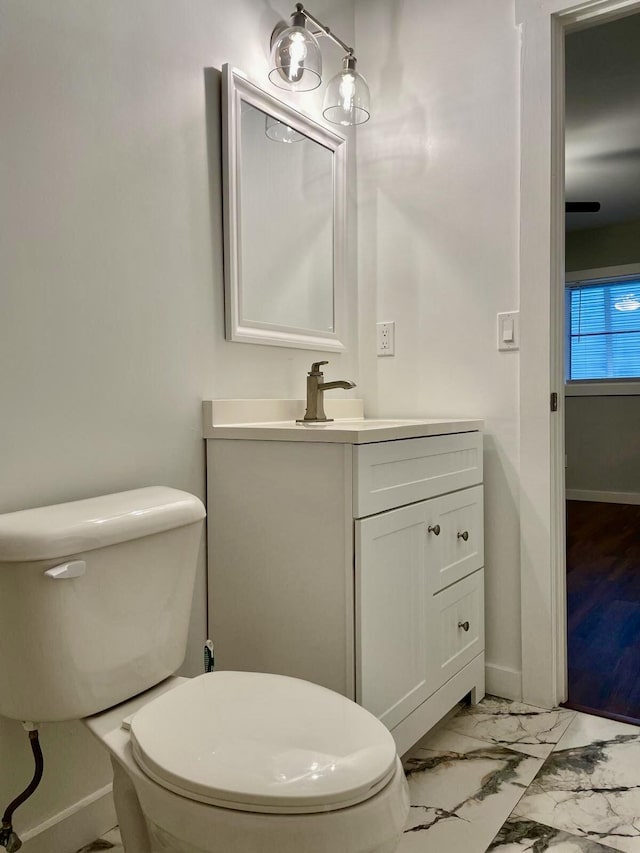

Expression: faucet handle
xmin=310 ymin=361 xmax=329 ymax=375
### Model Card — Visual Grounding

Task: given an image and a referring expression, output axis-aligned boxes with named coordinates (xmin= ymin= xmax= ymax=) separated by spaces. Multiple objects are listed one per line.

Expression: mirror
xmin=222 ymin=64 xmax=347 ymax=351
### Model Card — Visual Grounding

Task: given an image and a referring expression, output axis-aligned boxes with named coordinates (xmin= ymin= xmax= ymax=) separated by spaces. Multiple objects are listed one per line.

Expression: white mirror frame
xmin=221 ymin=64 xmax=347 ymax=351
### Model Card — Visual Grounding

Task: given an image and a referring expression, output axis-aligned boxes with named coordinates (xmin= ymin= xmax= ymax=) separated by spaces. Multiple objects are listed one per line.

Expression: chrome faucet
xmin=297 ymin=361 xmax=356 ymax=423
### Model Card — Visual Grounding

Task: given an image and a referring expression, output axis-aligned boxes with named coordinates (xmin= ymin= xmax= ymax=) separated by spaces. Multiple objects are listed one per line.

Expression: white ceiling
xmin=565 ymin=12 xmax=640 ymax=232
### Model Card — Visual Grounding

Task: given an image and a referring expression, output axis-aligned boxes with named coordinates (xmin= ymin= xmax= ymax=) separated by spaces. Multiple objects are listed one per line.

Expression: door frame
xmin=517 ymin=0 xmax=640 ymax=709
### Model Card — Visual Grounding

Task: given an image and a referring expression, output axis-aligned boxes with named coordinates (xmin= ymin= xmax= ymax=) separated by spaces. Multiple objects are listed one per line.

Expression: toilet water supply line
xmin=204 ymin=639 xmax=215 ymax=673
xmin=0 ymin=723 xmax=44 ymax=852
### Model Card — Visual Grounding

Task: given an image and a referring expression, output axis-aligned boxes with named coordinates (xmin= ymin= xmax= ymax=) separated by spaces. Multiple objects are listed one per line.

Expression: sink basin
xmin=296 ymin=419 xmax=405 ymax=428
xmin=202 ymin=401 xmax=482 ymax=444
xmin=294 ymin=419 xmax=408 ymax=429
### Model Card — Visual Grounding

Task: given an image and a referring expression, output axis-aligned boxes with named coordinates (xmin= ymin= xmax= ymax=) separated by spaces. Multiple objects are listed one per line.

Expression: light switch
xmin=497 ymin=311 xmax=519 ymax=351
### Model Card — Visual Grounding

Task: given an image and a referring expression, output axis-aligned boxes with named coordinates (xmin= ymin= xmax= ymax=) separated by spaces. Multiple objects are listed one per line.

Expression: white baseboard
xmin=485 ymin=663 xmax=522 ymax=701
xmin=566 ymin=489 xmax=640 ymax=505
xmin=22 ymin=784 xmax=116 ymax=853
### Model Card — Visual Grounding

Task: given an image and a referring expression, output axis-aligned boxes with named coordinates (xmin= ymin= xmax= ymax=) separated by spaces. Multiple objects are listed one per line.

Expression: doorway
xmin=518 ymin=0 xmax=640 ymax=711
xmin=562 ymin=13 xmax=640 ymax=722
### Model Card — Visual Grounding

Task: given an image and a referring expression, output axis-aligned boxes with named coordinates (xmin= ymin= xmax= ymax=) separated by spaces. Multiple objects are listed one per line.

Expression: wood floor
xmin=565 ymin=500 xmax=640 ymax=723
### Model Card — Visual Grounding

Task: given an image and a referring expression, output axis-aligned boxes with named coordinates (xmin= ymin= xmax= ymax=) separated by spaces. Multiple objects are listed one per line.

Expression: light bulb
xmin=338 ymin=73 xmax=356 ymax=118
xmin=287 ymin=31 xmax=308 ymax=83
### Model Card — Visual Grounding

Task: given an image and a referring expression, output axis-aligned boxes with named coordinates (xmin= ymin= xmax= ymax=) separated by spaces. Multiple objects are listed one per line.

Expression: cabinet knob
xmin=458 ymin=621 xmax=470 ymax=632
xmin=457 ymin=530 xmax=469 ymax=542
xmin=428 ymin=524 xmax=441 ymax=536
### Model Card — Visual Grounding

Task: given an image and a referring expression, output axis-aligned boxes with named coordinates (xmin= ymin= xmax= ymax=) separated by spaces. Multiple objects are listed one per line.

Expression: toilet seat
xmin=129 ymin=671 xmax=398 ymax=815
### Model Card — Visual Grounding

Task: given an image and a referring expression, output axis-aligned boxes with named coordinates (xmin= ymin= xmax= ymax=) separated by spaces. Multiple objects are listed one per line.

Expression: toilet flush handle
xmin=44 ymin=560 xmax=86 ymax=580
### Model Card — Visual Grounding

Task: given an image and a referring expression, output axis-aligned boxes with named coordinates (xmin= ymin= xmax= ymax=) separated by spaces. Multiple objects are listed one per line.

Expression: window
xmin=566 ymin=276 xmax=640 ymax=381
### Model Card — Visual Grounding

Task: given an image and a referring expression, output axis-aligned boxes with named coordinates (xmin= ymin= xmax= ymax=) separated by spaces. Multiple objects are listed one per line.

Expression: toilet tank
xmin=0 ymin=487 xmax=205 ymax=722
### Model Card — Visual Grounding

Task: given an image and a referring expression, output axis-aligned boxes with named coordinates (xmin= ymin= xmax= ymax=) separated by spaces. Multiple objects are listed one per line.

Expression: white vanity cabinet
xmin=205 ymin=412 xmax=485 ymax=755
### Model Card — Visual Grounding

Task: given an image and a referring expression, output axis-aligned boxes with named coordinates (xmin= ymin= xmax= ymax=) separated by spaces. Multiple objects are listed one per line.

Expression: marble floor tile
xmin=513 ymin=713 xmax=640 ymax=852
xmin=550 ymin=712 xmax=640 ymax=753
xmin=397 ymin=728 xmax=544 ymax=853
xmin=487 ymin=816 xmax=619 ymax=851
xmin=446 ymin=696 xmax=576 ymax=759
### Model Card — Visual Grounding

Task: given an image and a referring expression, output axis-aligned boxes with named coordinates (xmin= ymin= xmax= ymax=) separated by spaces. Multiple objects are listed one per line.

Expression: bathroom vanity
xmin=203 ymin=399 xmax=485 ymax=755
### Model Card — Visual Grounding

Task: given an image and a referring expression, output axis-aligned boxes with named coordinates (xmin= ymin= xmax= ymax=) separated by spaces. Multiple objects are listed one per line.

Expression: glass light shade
xmin=268 ymin=25 xmax=322 ymax=92
xmin=264 ymin=115 xmax=305 ymax=143
xmin=322 ymin=58 xmax=370 ymax=126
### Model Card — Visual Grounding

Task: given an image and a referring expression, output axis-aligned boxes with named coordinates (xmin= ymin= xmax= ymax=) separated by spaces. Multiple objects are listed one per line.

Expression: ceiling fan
xmin=565 ymin=202 xmax=600 ymax=213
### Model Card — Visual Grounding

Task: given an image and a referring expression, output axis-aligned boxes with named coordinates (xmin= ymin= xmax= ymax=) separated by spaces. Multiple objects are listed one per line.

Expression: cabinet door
xmin=356 ymin=504 xmax=435 ymax=729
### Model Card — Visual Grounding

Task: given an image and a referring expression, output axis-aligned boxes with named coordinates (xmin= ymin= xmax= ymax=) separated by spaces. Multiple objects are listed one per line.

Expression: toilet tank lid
xmin=0 ymin=487 xmax=206 ymax=562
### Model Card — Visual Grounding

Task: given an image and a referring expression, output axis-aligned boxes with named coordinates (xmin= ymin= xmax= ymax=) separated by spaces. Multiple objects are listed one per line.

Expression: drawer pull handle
xmin=458 ymin=621 xmax=470 ymax=632
xmin=457 ymin=530 xmax=469 ymax=542
xmin=428 ymin=524 xmax=441 ymax=536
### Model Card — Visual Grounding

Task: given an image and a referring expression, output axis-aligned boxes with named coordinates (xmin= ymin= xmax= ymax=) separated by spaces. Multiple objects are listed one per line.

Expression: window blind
xmin=568 ymin=281 xmax=640 ymax=380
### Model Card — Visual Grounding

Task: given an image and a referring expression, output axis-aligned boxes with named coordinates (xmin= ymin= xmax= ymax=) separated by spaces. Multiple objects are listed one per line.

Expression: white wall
xmin=355 ymin=0 xmax=522 ymax=698
xmin=566 ymin=395 xmax=640 ymax=497
xmin=566 ymin=217 xmax=640 ymax=271
xmin=0 ymin=1 xmax=356 ymax=847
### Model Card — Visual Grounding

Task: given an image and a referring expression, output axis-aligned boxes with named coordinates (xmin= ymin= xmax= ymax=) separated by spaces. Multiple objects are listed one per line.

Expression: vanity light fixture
xmin=269 ymin=3 xmax=371 ymax=126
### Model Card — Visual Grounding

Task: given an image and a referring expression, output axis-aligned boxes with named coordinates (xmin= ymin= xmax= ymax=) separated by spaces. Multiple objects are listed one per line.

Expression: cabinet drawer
xmin=432 ymin=570 xmax=484 ymax=689
xmin=426 ymin=486 xmax=484 ymax=591
xmin=353 ymin=432 xmax=483 ymax=518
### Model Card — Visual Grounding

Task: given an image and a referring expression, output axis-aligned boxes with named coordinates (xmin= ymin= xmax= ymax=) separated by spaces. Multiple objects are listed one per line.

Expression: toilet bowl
xmin=0 ymin=487 xmax=409 ymax=852
xmin=88 ymin=671 xmax=409 ymax=853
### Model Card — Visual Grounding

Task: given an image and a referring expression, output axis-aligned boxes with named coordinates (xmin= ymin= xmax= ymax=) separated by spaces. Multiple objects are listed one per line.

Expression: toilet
xmin=0 ymin=487 xmax=409 ymax=853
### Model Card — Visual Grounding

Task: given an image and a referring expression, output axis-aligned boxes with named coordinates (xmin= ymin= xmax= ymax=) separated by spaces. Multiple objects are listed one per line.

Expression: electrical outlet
xmin=376 ymin=321 xmax=395 ymax=356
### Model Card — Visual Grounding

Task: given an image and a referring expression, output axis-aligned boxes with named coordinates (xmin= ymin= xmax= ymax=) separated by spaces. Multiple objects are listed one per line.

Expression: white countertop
xmin=202 ymin=400 xmax=482 ymax=444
